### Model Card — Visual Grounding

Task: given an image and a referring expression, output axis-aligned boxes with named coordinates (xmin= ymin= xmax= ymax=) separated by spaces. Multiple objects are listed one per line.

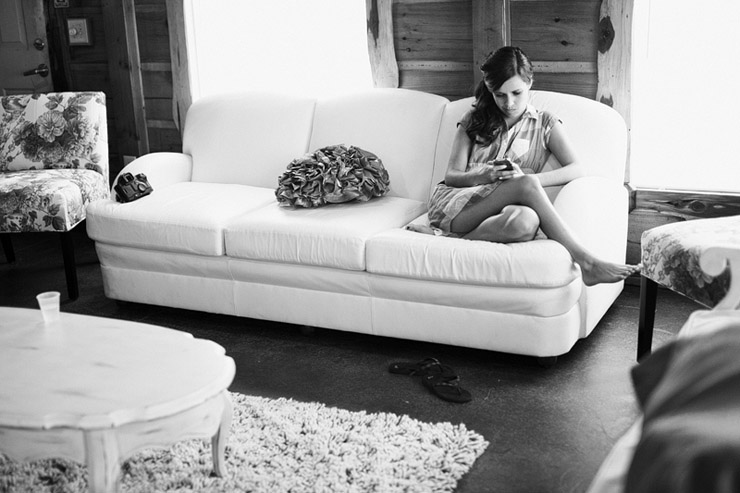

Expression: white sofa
xmin=86 ymin=88 xmax=629 ymax=360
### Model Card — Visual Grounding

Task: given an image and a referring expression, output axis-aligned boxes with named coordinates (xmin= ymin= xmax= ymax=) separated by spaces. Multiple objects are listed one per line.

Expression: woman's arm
xmin=534 ymin=121 xmax=586 ymax=187
xmin=444 ymin=125 xmax=496 ymax=187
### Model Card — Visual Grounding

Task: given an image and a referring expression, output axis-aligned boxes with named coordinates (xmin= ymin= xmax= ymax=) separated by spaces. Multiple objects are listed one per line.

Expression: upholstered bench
xmin=637 ymin=215 xmax=739 ymax=359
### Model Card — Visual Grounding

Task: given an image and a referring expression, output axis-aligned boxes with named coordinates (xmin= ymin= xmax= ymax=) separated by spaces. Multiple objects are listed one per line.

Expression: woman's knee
xmin=500 ymin=205 xmax=540 ymax=241
xmin=510 ymin=174 xmax=545 ymax=200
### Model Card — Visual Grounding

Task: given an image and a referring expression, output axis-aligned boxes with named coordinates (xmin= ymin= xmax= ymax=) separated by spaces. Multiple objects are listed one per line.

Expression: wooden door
xmin=0 ymin=0 xmax=53 ymax=95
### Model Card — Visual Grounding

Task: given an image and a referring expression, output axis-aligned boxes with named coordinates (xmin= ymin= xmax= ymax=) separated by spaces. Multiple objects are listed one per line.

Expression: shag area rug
xmin=0 ymin=392 xmax=488 ymax=492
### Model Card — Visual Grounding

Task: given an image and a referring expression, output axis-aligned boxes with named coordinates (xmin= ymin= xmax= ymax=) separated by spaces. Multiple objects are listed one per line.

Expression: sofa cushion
xmin=87 ymin=182 xmax=275 ymax=256
xmin=308 ymin=88 xmax=448 ymax=203
xmin=366 ymin=227 xmax=579 ymax=288
xmin=183 ymin=92 xmax=316 ymax=188
xmin=225 ymin=196 xmax=426 ymax=270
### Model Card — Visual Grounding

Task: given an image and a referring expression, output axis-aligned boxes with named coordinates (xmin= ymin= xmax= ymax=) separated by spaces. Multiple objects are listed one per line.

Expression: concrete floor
xmin=0 ymin=227 xmax=701 ymax=492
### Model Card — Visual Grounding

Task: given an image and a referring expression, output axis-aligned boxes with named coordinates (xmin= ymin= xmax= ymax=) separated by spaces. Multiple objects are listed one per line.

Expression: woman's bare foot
xmin=579 ymin=258 xmax=641 ymax=286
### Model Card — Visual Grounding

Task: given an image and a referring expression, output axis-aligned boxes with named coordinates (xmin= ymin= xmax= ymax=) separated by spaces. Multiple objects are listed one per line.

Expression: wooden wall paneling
xmin=165 ymin=0 xmax=191 ymax=135
xmin=366 ymin=0 xmax=399 ymax=88
xmin=46 ymin=4 xmax=74 ymax=90
xmin=510 ymin=0 xmax=599 ymax=61
xmin=394 ymin=0 xmax=472 ymax=62
xmin=140 ymin=70 xmax=173 ymax=99
xmin=626 ymin=190 xmax=740 ymax=265
xmin=394 ymin=0 xmax=473 ymax=99
xmin=134 ymin=2 xmax=170 ymax=63
xmin=472 ymin=0 xmax=509 ymax=86
xmin=136 ymin=0 xmax=181 ymax=153
xmin=68 ymin=63 xmax=109 ymax=91
xmin=533 ymin=72 xmax=596 ymax=99
xmin=399 ymin=70 xmax=472 ymax=100
xmin=146 ymin=128 xmax=182 ymax=153
xmin=509 ymin=0 xmax=599 ymax=98
xmin=102 ymin=0 xmax=149 ymax=166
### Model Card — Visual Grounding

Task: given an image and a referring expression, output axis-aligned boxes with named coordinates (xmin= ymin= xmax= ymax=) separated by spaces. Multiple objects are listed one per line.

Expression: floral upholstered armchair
xmin=0 ymin=92 xmax=110 ymax=299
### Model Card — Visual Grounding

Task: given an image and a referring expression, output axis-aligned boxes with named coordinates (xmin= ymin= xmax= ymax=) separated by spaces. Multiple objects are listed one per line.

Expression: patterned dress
xmin=427 ymin=104 xmax=560 ymax=235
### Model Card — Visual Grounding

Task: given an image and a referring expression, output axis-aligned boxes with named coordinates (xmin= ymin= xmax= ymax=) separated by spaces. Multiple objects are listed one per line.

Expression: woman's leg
xmin=463 ymin=205 xmax=540 ymax=243
xmin=450 ymin=175 xmax=640 ymax=285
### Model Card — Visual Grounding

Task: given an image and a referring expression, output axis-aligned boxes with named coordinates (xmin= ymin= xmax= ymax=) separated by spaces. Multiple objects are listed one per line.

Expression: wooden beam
xmin=165 ymin=0 xmax=191 ymax=135
xmin=597 ymin=0 xmax=634 ymax=183
xmin=366 ymin=0 xmax=399 ymax=88
xmin=596 ymin=0 xmax=633 ymax=126
xmin=472 ymin=0 xmax=509 ymax=86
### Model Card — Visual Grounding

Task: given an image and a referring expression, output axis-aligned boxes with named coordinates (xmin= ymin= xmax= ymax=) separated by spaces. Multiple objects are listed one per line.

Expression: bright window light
xmin=185 ymin=0 xmax=374 ymax=100
xmin=631 ymin=0 xmax=740 ymax=192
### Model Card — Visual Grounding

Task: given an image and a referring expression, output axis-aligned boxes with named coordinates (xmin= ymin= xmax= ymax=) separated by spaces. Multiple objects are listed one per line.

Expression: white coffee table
xmin=0 ymin=307 xmax=236 ymax=492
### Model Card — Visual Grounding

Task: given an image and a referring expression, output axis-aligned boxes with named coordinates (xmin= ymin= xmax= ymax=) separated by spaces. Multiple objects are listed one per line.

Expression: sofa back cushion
xmin=184 ymin=92 xmax=316 ymax=187
xmin=308 ymin=89 xmax=448 ymax=203
xmin=0 ymin=92 xmax=108 ymax=178
xmin=432 ymin=90 xmax=628 ymax=190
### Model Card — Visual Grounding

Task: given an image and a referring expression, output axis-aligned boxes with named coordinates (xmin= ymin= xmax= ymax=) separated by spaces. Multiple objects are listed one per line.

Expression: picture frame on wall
xmin=67 ymin=18 xmax=92 ymax=46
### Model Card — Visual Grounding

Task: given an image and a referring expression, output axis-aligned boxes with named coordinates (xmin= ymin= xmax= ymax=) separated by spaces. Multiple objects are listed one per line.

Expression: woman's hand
xmin=488 ymin=158 xmax=522 ymax=182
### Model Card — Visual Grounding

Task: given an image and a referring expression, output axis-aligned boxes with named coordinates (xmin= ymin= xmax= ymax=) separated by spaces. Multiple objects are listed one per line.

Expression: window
xmin=184 ymin=0 xmax=373 ymax=101
xmin=630 ymin=0 xmax=740 ymax=192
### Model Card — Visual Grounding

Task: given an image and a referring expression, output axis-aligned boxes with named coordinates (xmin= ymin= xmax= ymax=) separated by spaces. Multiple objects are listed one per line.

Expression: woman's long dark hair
xmin=466 ymin=46 xmax=534 ymax=146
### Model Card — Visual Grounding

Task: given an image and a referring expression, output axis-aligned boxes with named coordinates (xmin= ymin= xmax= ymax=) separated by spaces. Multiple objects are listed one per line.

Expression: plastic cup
xmin=36 ymin=291 xmax=61 ymax=323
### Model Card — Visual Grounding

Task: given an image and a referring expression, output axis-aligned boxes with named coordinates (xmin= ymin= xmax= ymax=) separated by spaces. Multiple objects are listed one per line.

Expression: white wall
xmin=631 ymin=0 xmax=740 ymax=192
xmin=185 ymin=0 xmax=373 ymax=101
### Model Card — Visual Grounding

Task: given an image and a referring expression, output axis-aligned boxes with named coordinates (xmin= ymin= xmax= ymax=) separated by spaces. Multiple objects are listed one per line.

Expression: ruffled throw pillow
xmin=276 ymin=144 xmax=390 ymax=208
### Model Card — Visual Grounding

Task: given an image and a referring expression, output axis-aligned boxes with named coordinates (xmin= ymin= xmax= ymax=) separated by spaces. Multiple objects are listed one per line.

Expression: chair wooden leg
xmin=1 ymin=235 xmax=15 ymax=263
xmin=60 ymin=232 xmax=79 ymax=300
xmin=637 ymin=276 xmax=658 ymax=361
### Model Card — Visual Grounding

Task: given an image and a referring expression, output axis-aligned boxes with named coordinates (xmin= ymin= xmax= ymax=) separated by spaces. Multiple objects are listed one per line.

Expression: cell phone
xmin=493 ymin=159 xmax=514 ymax=171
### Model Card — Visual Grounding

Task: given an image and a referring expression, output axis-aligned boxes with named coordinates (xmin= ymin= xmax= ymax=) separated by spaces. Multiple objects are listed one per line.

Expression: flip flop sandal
xmin=388 ymin=358 xmax=456 ymax=378
xmin=422 ymin=374 xmax=472 ymax=403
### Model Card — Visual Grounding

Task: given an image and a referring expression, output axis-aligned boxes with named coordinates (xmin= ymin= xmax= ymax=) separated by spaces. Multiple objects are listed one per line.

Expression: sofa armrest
xmin=112 ymin=152 xmax=193 ymax=193
xmin=552 ymin=176 xmax=629 ymax=263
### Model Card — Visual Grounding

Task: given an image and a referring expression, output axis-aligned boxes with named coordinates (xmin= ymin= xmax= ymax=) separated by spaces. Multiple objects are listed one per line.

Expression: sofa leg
xmin=60 ymin=232 xmax=79 ymax=300
xmin=1 ymin=235 xmax=15 ymax=263
xmin=637 ymin=276 xmax=658 ymax=361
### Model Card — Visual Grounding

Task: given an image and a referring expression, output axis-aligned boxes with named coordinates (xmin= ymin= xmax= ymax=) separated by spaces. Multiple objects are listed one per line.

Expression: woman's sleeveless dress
xmin=427 ymin=104 xmax=560 ymax=235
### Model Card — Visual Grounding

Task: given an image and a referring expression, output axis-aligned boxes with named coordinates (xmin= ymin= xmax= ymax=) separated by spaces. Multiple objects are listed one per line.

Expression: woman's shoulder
xmin=533 ymin=107 xmax=562 ymax=128
xmin=457 ymin=108 xmax=475 ymax=128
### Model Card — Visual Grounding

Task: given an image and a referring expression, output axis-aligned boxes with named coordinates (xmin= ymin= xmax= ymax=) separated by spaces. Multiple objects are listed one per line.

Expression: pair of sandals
xmin=388 ymin=357 xmax=472 ymax=403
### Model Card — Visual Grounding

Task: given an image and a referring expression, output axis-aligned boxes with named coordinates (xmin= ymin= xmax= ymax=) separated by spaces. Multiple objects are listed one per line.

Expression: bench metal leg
xmin=1 ymin=235 xmax=14 ymax=263
xmin=60 ymin=232 xmax=79 ymax=300
xmin=637 ymin=276 xmax=658 ymax=361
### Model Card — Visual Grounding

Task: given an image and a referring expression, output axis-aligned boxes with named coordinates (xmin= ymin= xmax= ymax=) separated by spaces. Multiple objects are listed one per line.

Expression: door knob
xmin=23 ymin=64 xmax=49 ymax=77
